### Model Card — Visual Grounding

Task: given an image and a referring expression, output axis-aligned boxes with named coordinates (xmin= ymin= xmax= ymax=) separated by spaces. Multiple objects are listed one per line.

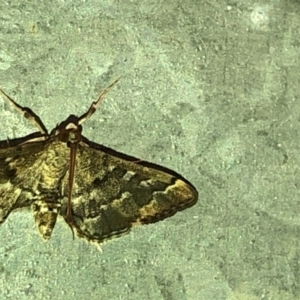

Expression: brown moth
xmin=0 ymin=79 xmax=198 ymax=247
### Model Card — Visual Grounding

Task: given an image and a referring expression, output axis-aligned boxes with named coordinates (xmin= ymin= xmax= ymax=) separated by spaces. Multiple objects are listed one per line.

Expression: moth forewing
xmin=58 ymin=141 xmax=198 ymax=244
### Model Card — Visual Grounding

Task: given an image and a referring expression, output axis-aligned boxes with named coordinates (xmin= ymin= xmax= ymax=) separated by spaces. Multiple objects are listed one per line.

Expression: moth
xmin=0 ymin=79 xmax=198 ymax=247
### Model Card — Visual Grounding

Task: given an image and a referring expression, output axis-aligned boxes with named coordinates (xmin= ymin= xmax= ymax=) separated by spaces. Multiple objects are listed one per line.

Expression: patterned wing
xmin=0 ymin=136 xmax=46 ymax=226
xmin=61 ymin=139 xmax=198 ymax=245
xmin=0 ymin=135 xmax=69 ymax=239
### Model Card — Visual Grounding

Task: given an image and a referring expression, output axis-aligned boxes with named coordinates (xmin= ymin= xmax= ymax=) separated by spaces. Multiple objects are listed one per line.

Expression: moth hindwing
xmin=0 ymin=79 xmax=198 ymax=247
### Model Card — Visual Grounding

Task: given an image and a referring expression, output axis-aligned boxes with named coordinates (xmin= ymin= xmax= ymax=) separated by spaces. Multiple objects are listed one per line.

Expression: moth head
xmin=53 ymin=115 xmax=83 ymax=145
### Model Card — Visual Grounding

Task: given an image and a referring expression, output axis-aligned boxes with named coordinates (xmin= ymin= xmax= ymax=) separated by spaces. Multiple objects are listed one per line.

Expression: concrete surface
xmin=0 ymin=0 xmax=300 ymax=299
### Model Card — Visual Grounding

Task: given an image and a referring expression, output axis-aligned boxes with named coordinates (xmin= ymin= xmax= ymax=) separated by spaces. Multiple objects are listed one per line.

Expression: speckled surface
xmin=0 ymin=1 xmax=300 ymax=299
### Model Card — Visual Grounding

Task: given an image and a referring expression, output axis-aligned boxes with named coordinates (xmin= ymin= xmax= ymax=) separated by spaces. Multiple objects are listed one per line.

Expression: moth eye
xmin=58 ymin=130 xmax=69 ymax=142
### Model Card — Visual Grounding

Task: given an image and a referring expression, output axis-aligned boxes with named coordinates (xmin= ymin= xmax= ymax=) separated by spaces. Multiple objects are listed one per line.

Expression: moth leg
xmin=78 ymin=77 xmax=120 ymax=125
xmin=0 ymin=88 xmax=48 ymax=134
xmin=65 ymin=144 xmax=77 ymax=239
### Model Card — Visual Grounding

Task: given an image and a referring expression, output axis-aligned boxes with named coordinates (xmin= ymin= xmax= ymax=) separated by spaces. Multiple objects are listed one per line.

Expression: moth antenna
xmin=78 ymin=77 xmax=120 ymax=125
xmin=0 ymin=88 xmax=48 ymax=135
